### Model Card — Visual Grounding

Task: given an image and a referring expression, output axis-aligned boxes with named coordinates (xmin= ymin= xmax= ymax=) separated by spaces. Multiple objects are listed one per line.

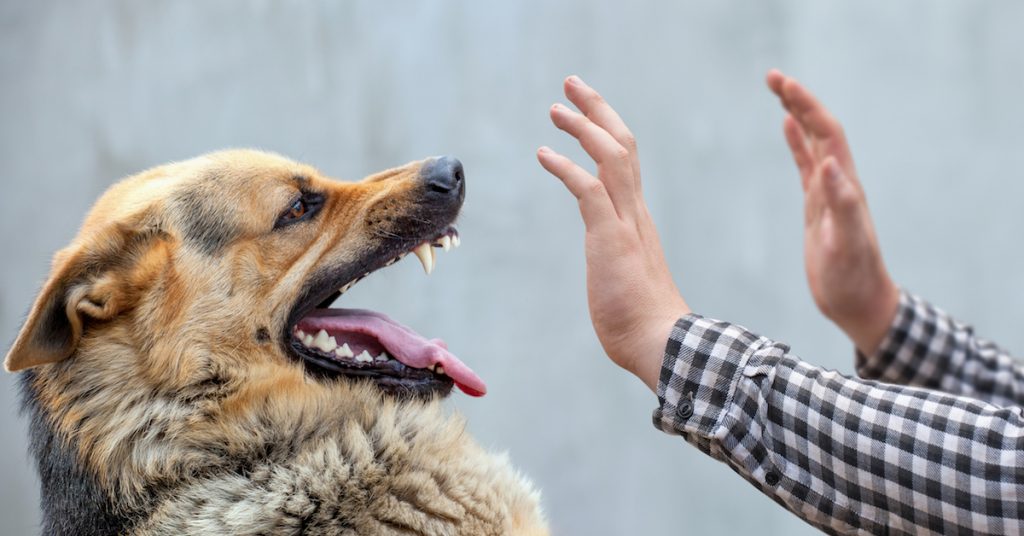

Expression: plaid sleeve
xmin=653 ymin=314 xmax=1024 ymax=535
xmin=856 ymin=290 xmax=1024 ymax=408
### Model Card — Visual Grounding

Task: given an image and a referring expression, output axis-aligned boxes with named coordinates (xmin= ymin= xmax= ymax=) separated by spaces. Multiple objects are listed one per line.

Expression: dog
xmin=5 ymin=150 xmax=548 ymax=535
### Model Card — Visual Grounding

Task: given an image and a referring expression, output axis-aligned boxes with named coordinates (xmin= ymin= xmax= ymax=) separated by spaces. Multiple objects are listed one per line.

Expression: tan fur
xmin=6 ymin=150 xmax=548 ymax=535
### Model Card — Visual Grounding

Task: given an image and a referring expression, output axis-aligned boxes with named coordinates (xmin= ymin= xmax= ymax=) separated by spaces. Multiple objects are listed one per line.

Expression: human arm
xmin=859 ymin=290 xmax=1024 ymax=407
xmin=655 ymin=312 xmax=1024 ymax=535
xmin=767 ymin=70 xmax=1024 ymax=406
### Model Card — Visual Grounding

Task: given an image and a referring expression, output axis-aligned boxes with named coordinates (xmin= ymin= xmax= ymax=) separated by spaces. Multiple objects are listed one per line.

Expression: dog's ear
xmin=5 ymin=223 xmax=163 ymax=372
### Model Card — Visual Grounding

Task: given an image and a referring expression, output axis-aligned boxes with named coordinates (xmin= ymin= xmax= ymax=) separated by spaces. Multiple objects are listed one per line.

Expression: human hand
xmin=536 ymin=76 xmax=689 ymax=392
xmin=766 ymin=70 xmax=899 ymax=355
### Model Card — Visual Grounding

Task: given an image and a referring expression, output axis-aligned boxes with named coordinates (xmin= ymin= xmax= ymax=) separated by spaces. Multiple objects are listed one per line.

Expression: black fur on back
xmin=19 ymin=370 xmax=131 ymax=536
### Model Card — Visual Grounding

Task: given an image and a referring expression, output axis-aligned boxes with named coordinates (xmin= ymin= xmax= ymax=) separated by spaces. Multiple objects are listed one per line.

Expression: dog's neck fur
xmin=22 ymin=336 xmax=547 ymax=535
xmin=20 ymin=369 xmax=131 ymax=535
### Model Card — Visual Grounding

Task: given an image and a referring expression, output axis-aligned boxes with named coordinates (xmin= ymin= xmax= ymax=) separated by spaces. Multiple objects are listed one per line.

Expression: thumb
xmin=821 ymin=157 xmax=861 ymax=227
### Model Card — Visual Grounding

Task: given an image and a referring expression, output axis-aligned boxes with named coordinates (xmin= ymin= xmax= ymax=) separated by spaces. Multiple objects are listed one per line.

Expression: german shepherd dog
xmin=5 ymin=150 xmax=548 ymax=535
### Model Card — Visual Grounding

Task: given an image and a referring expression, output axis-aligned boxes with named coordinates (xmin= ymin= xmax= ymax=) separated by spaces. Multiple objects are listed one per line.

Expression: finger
xmin=780 ymin=78 xmax=839 ymax=138
xmin=766 ymin=68 xmax=787 ymax=99
xmin=766 ymin=69 xmax=799 ymax=117
xmin=550 ymin=103 xmax=637 ymax=217
xmin=783 ymin=115 xmax=814 ymax=190
xmin=563 ymin=76 xmax=641 ymax=181
xmin=779 ymin=78 xmax=854 ymax=169
xmin=537 ymin=146 xmax=618 ymax=225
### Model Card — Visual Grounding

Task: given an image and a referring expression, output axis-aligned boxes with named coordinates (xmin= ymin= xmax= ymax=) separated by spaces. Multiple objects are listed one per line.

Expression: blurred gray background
xmin=2 ymin=1 xmax=1023 ymax=534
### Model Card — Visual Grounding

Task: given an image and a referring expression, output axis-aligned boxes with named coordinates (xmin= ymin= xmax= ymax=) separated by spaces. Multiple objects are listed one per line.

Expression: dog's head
xmin=5 ymin=149 xmax=485 ymax=399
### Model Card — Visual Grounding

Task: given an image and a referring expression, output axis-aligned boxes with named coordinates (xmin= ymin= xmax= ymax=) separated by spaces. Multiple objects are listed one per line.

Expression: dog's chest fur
xmin=21 ymin=367 xmax=546 ymax=536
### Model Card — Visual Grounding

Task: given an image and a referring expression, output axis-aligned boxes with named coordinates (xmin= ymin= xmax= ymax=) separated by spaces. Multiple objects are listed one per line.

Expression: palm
xmin=584 ymin=210 xmax=683 ymax=369
xmin=804 ymin=195 xmax=873 ymax=322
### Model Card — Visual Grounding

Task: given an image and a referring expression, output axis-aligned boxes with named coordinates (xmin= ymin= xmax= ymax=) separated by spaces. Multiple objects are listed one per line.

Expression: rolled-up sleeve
xmin=857 ymin=290 xmax=1024 ymax=408
xmin=654 ymin=313 xmax=1024 ymax=535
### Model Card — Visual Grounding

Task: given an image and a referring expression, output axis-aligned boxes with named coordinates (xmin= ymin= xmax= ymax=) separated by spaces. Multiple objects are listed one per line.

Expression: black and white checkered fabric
xmin=652 ymin=291 xmax=1024 ymax=535
xmin=857 ymin=292 xmax=1024 ymax=408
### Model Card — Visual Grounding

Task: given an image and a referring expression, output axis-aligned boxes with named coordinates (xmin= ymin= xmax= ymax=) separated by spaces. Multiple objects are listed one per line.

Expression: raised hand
xmin=537 ymin=76 xmax=689 ymax=391
xmin=766 ymin=70 xmax=899 ymax=355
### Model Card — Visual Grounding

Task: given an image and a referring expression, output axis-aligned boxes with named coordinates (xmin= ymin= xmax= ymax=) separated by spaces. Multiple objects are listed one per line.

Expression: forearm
xmin=655 ymin=314 xmax=1024 ymax=535
xmin=857 ymin=290 xmax=1024 ymax=407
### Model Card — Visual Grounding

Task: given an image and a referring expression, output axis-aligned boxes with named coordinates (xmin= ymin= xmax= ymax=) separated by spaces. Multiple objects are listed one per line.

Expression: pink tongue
xmin=296 ymin=309 xmax=486 ymax=397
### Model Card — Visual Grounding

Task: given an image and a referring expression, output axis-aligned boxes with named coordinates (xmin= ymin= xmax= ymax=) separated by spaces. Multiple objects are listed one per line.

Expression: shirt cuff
xmin=855 ymin=289 xmax=947 ymax=384
xmin=652 ymin=314 xmax=770 ymax=438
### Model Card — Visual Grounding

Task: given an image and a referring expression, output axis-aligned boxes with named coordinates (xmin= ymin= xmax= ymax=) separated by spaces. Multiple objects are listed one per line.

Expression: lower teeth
xmin=294 ymin=329 xmax=450 ymax=376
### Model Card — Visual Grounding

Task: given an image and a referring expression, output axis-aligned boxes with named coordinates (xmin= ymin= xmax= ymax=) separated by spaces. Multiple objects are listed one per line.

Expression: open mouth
xmin=283 ymin=226 xmax=486 ymax=398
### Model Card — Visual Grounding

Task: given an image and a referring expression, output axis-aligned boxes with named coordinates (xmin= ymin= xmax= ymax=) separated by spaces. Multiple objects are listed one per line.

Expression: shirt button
xmin=765 ymin=471 xmax=781 ymax=486
xmin=676 ymin=400 xmax=694 ymax=420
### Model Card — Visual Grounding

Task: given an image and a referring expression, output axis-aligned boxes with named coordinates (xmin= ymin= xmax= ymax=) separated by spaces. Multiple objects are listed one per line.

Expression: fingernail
xmin=567 ymin=75 xmax=584 ymax=87
xmin=551 ymin=103 xmax=566 ymax=112
xmin=538 ymin=146 xmax=552 ymax=154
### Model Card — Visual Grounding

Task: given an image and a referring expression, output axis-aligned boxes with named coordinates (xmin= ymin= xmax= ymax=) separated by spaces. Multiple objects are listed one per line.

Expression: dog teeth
xmin=296 ymin=330 xmax=447 ymax=372
xmin=312 ymin=330 xmax=337 ymax=353
xmin=296 ymin=332 xmax=397 ymax=365
xmin=335 ymin=343 xmax=354 ymax=358
xmin=439 ymin=235 xmax=451 ymax=251
xmin=413 ymin=242 xmax=434 ymax=275
xmin=452 ymin=234 xmax=460 ymax=248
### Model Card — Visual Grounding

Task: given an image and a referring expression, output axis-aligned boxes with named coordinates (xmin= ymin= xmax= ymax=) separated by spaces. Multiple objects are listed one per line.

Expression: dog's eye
xmin=287 ymin=199 xmax=307 ymax=220
xmin=275 ymin=193 xmax=323 ymax=229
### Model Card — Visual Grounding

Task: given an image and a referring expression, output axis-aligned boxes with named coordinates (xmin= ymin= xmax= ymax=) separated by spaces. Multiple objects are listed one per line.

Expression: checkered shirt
xmin=652 ymin=291 xmax=1024 ymax=535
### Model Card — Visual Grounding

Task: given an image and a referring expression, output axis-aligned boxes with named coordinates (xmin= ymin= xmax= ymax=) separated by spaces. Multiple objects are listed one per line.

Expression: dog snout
xmin=419 ymin=156 xmax=464 ymax=198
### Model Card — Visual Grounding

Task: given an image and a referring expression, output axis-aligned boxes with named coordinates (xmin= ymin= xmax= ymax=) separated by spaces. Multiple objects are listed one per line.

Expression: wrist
xmin=841 ymin=280 xmax=900 ymax=356
xmin=628 ymin=304 xmax=691 ymax=392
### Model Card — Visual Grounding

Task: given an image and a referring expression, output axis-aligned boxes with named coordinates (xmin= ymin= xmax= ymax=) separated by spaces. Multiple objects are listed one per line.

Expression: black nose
xmin=420 ymin=156 xmax=464 ymax=196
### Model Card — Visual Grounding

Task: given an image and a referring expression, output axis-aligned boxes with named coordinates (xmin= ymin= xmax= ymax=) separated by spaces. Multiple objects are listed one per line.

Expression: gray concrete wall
xmin=2 ymin=1 xmax=1023 ymax=534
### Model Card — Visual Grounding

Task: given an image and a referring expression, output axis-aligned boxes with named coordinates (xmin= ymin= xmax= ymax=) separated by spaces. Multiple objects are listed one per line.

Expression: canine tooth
xmin=336 ymin=343 xmax=354 ymax=358
xmin=356 ymin=350 xmax=373 ymax=363
xmin=452 ymin=234 xmax=460 ymax=248
xmin=303 ymin=334 xmax=314 ymax=346
xmin=439 ymin=235 xmax=451 ymax=251
xmin=436 ymin=365 xmax=445 ymax=376
xmin=413 ymin=242 xmax=434 ymax=275
xmin=375 ymin=352 xmax=389 ymax=362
